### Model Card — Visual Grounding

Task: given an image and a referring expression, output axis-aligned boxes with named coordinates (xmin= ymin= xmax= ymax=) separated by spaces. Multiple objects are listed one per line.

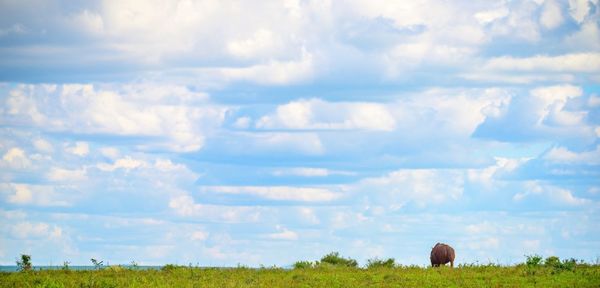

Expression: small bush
xmin=293 ymin=261 xmax=315 ymax=269
xmin=319 ymin=252 xmax=358 ymax=268
xmin=544 ymin=256 xmax=577 ymax=272
xmin=525 ymin=255 xmax=543 ymax=268
xmin=16 ymin=254 xmax=32 ymax=271
xmin=90 ymin=258 xmax=104 ymax=270
xmin=366 ymin=258 xmax=396 ymax=269
xmin=161 ymin=264 xmax=179 ymax=272
xmin=544 ymin=256 xmax=560 ymax=268
xmin=62 ymin=261 xmax=70 ymax=271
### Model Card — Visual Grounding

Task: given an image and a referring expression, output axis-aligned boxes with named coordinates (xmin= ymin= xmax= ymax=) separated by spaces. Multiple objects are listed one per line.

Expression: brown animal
xmin=430 ymin=243 xmax=455 ymax=267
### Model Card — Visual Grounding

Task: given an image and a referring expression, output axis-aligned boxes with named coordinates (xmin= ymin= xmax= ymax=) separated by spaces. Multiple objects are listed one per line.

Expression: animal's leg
xmin=450 ymin=261 xmax=454 ymax=268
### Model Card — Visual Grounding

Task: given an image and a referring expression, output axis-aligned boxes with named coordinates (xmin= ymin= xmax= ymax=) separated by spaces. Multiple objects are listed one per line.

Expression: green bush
xmin=544 ymin=256 xmax=577 ymax=272
xmin=161 ymin=264 xmax=179 ymax=272
xmin=293 ymin=261 xmax=315 ymax=269
xmin=366 ymin=258 xmax=396 ymax=269
xmin=526 ymin=255 xmax=543 ymax=268
xmin=318 ymin=252 xmax=358 ymax=268
xmin=16 ymin=254 xmax=32 ymax=271
xmin=545 ymin=256 xmax=561 ymax=268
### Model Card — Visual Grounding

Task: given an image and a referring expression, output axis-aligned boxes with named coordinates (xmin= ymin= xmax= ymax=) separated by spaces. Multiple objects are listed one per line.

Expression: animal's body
xmin=430 ymin=243 xmax=455 ymax=267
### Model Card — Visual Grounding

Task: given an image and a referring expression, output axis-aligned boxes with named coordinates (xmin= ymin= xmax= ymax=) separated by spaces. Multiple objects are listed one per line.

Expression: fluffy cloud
xmin=1 ymin=147 xmax=30 ymax=169
xmin=352 ymin=169 xmax=465 ymax=209
xmin=266 ymin=225 xmax=298 ymax=240
xmin=256 ymin=98 xmax=395 ymax=131
xmin=272 ymin=167 xmax=354 ymax=177
xmin=200 ymin=186 xmax=341 ymax=202
xmin=1 ymin=183 xmax=71 ymax=206
xmin=10 ymin=221 xmax=63 ymax=239
xmin=565 ymin=21 xmax=600 ymax=51
xmin=96 ymin=156 xmax=147 ymax=172
xmin=568 ymin=0 xmax=594 ymax=23
xmin=540 ymin=0 xmax=564 ymax=29
xmin=514 ymin=181 xmax=590 ymax=206
xmin=473 ymin=85 xmax=595 ymax=142
xmin=46 ymin=167 xmax=87 ymax=182
xmin=168 ymin=195 xmax=263 ymax=222
xmin=544 ymin=145 xmax=600 ymax=165
xmin=33 ymin=139 xmax=53 ymax=154
xmin=482 ymin=53 xmax=600 ymax=73
xmin=2 ymin=84 xmax=228 ymax=152
xmin=2 ymin=0 xmax=586 ymax=84
xmin=65 ymin=142 xmax=89 ymax=157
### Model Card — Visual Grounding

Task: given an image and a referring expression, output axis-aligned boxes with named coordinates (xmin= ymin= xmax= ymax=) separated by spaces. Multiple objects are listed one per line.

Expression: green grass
xmin=1 ymin=265 xmax=600 ymax=287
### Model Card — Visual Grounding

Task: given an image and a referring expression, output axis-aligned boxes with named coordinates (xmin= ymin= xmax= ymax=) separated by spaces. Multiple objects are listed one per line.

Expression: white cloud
xmin=2 ymin=147 xmax=30 ymax=169
xmin=544 ymin=145 xmax=600 ymax=165
xmin=483 ymin=53 xmax=600 ymax=73
xmin=66 ymin=141 xmax=89 ymax=157
xmin=530 ymin=85 xmax=583 ymax=105
xmin=247 ymin=132 xmax=325 ymax=155
xmin=467 ymin=157 xmax=527 ymax=188
xmin=100 ymin=147 xmax=120 ymax=159
xmin=272 ymin=167 xmax=354 ymax=177
xmin=568 ymin=0 xmax=592 ymax=23
xmin=227 ymin=29 xmax=277 ymax=59
xmin=97 ymin=156 xmax=147 ymax=172
xmin=465 ymin=222 xmax=497 ymax=235
xmin=3 ymin=84 xmax=228 ymax=152
xmin=540 ymin=0 xmax=564 ymax=29
xmin=352 ymin=169 xmax=464 ymax=209
xmin=10 ymin=221 xmax=63 ymax=239
xmin=468 ymin=237 xmax=500 ymax=250
xmin=297 ymin=207 xmax=320 ymax=224
xmin=565 ymin=21 xmax=600 ymax=51
xmin=474 ymin=7 xmax=509 ymax=24
xmin=6 ymin=184 xmax=32 ymax=204
xmin=33 ymin=139 xmax=54 ymax=154
xmin=514 ymin=181 xmax=590 ymax=206
xmin=233 ymin=117 xmax=251 ymax=129
xmin=201 ymin=185 xmax=340 ymax=202
xmin=47 ymin=167 xmax=87 ymax=182
xmin=220 ymin=50 xmax=315 ymax=85
xmin=266 ymin=225 xmax=298 ymax=240
xmin=168 ymin=195 xmax=262 ymax=222
xmin=191 ymin=230 xmax=209 ymax=241
xmin=257 ymin=98 xmax=395 ymax=131
xmin=71 ymin=9 xmax=104 ymax=34
xmin=530 ymin=85 xmax=584 ymax=126
xmin=2 ymin=183 xmax=70 ymax=206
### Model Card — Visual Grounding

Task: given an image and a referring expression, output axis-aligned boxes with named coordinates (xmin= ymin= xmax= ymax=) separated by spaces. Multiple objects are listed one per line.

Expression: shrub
xmin=560 ymin=258 xmax=577 ymax=271
xmin=62 ymin=261 xmax=70 ymax=271
xmin=366 ymin=258 xmax=396 ymax=269
xmin=525 ymin=254 xmax=543 ymax=268
xmin=293 ymin=261 xmax=315 ymax=269
xmin=90 ymin=258 xmax=104 ymax=270
xmin=319 ymin=252 xmax=358 ymax=268
xmin=16 ymin=254 xmax=32 ymax=271
xmin=544 ymin=256 xmax=560 ymax=268
xmin=544 ymin=256 xmax=577 ymax=272
xmin=161 ymin=264 xmax=178 ymax=272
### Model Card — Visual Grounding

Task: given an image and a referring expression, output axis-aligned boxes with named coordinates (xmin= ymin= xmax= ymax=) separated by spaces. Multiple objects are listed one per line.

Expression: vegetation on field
xmin=16 ymin=254 xmax=32 ymax=272
xmin=2 ymin=253 xmax=599 ymax=287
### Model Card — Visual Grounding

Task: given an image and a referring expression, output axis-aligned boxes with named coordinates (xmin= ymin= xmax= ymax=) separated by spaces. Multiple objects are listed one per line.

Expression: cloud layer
xmin=1 ymin=0 xmax=599 ymax=266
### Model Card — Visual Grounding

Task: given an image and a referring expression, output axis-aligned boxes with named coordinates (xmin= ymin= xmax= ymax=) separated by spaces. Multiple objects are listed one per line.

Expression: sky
xmin=0 ymin=0 xmax=599 ymax=267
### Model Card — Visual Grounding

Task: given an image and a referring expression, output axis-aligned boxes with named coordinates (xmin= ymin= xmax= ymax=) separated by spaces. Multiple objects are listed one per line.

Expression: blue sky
xmin=0 ymin=0 xmax=599 ymax=267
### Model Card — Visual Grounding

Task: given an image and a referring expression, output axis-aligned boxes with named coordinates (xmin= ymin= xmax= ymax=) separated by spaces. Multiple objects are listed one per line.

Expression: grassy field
xmin=2 ymin=264 xmax=600 ymax=288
